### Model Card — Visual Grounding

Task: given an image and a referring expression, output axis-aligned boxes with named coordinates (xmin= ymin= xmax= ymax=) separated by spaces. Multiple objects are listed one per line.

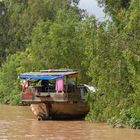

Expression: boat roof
xmin=19 ymin=69 xmax=78 ymax=80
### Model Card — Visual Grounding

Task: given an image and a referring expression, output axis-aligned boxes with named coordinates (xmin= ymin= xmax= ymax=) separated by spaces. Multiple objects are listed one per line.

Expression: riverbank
xmin=85 ymin=93 xmax=140 ymax=129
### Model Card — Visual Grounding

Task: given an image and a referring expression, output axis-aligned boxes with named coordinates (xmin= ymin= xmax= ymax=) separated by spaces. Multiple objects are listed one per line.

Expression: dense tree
xmin=0 ymin=0 xmax=85 ymax=104
xmin=85 ymin=0 xmax=140 ymax=128
xmin=0 ymin=51 xmax=30 ymax=104
xmin=2 ymin=0 xmax=81 ymax=55
xmin=0 ymin=1 xmax=9 ymax=63
xmin=97 ymin=0 xmax=131 ymax=13
xmin=97 ymin=0 xmax=131 ymax=25
xmin=0 ymin=0 xmax=139 ymax=128
xmin=28 ymin=9 xmax=87 ymax=82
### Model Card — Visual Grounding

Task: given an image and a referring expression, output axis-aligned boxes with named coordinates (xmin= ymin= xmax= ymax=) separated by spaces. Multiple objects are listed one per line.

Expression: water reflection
xmin=0 ymin=105 xmax=140 ymax=140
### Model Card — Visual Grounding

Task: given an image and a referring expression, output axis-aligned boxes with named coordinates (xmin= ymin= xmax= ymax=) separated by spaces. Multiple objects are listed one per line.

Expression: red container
xmin=21 ymin=93 xmax=33 ymax=100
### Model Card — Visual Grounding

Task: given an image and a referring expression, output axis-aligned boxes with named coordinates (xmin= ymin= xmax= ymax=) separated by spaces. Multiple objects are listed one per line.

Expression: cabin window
xmin=40 ymin=80 xmax=56 ymax=93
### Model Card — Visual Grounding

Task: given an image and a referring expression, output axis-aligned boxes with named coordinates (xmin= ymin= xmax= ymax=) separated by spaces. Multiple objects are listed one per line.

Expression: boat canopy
xmin=19 ymin=69 xmax=78 ymax=80
xmin=19 ymin=75 xmax=64 ymax=80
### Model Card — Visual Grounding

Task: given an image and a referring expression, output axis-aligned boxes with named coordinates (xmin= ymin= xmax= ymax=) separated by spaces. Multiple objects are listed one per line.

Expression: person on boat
xmin=67 ymin=77 xmax=74 ymax=92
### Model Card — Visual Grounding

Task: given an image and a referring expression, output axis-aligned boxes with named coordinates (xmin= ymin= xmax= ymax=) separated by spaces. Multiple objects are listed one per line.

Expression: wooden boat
xmin=19 ymin=69 xmax=90 ymax=120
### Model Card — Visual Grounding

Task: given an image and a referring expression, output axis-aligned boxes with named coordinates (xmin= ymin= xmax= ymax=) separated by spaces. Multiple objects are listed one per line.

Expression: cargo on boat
xmin=19 ymin=69 xmax=91 ymax=120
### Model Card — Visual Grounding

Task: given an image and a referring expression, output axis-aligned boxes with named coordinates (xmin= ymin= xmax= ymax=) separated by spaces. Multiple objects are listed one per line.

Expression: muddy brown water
xmin=0 ymin=105 xmax=140 ymax=140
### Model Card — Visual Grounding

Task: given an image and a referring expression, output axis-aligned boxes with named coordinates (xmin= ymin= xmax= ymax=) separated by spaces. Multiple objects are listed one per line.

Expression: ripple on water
xmin=0 ymin=105 xmax=140 ymax=140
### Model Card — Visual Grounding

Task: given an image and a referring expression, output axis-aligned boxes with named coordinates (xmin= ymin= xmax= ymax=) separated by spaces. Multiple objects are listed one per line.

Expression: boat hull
xmin=30 ymin=102 xmax=89 ymax=120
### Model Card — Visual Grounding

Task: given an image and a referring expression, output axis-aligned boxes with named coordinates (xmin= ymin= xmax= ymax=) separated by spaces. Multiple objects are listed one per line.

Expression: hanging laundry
xmin=55 ymin=78 xmax=64 ymax=92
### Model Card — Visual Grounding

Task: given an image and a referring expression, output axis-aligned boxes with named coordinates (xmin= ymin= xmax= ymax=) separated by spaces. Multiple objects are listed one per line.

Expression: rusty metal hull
xmin=30 ymin=102 xmax=89 ymax=120
xmin=51 ymin=102 xmax=89 ymax=115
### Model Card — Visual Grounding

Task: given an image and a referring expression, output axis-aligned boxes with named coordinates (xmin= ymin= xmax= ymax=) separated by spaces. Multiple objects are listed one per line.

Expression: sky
xmin=78 ymin=0 xmax=105 ymax=20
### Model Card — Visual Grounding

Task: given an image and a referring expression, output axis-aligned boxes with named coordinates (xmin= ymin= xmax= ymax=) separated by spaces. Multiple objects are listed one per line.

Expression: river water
xmin=0 ymin=105 xmax=140 ymax=140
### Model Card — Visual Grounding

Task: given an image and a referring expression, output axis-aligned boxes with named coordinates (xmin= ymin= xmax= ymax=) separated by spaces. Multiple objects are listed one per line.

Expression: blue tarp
xmin=19 ymin=75 xmax=64 ymax=80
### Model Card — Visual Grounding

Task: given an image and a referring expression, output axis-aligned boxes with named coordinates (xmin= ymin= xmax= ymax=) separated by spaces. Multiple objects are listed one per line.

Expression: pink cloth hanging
xmin=55 ymin=78 xmax=64 ymax=91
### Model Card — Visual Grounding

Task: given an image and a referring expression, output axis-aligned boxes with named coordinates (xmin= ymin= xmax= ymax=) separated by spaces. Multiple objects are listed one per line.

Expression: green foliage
xmin=120 ymin=107 xmax=140 ymax=129
xmin=28 ymin=9 xmax=87 ymax=82
xmin=0 ymin=0 xmax=86 ymax=105
xmin=2 ymin=0 xmax=81 ymax=57
xmin=85 ymin=0 xmax=140 ymax=129
xmin=0 ymin=0 xmax=139 ymax=129
xmin=0 ymin=1 xmax=9 ymax=63
xmin=0 ymin=53 xmax=21 ymax=104
xmin=0 ymin=50 xmax=33 ymax=104
xmin=97 ymin=0 xmax=130 ymax=25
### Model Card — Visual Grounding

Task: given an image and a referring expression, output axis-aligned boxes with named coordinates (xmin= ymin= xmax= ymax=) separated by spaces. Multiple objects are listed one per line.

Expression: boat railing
xmin=21 ymin=84 xmax=82 ymax=102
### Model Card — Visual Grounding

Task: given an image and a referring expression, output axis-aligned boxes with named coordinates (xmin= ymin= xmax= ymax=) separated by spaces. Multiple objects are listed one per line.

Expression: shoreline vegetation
xmin=0 ymin=0 xmax=140 ymax=129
